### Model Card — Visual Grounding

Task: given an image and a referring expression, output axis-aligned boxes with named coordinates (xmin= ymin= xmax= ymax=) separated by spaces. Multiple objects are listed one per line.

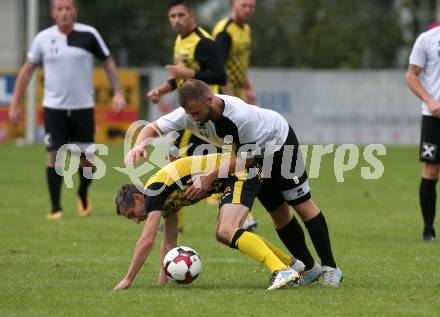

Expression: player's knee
xmin=269 ymin=202 xmax=293 ymax=229
xmin=423 ymin=163 xmax=440 ymax=179
xmin=292 ymin=199 xmax=320 ymax=222
xmin=215 ymin=227 xmax=233 ymax=245
xmin=47 ymin=150 xmax=57 ymax=167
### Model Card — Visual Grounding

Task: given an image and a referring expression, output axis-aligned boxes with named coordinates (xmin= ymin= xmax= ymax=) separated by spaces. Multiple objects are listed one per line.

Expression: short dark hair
xmin=115 ymin=184 xmax=142 ymax=215
xmin=178 ymin=79 xmax=212 ymax=108
xmin=168 ymin=0 xmax=193 ymax=10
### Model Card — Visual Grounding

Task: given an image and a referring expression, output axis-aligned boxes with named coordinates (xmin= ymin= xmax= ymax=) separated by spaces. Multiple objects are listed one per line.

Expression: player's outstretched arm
xmin=147 ymin=82 xmax=174 ymax=104
xmin=9 ymin=61 xmax=36 ymax=124
xmin=158 ymin=214 xmax=179 ymax=285
xmin=125 ymin=122 xmax=162 ymax=165
xmin=113 ymin=211 xmax=162 ymax=290
xmin=243 ymin=77 xmax=256 ymax=105
xmin=103 ymin=57 xmax=127 ymax=113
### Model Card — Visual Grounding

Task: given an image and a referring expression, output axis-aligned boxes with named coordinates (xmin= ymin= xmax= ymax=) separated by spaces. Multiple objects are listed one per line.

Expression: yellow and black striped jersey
xmin=212 ymin=18 xmax=251 ymax=97
xmin=144 ymin=153 xmax=231 ymax=218
xmin=169 ymin=26 xmax=226 ymax=94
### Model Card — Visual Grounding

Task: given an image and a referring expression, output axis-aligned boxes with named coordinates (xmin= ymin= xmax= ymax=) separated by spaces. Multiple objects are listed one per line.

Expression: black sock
xmin=276 ymin=217 xmax=315 ymax=270
xmin=305 ymin=212 xmax=337 ymax=268
xmin=78 ymin=166 xmax=93 ymax=208
xmin=419 ymin=178 xmax=437 ymax=229
xmin=46 ymin=167 xmax=62 ymax=212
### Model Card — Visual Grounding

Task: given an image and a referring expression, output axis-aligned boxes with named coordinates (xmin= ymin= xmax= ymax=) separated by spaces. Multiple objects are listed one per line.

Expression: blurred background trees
xmin=38 ymin=0 xmax=440 ymax=69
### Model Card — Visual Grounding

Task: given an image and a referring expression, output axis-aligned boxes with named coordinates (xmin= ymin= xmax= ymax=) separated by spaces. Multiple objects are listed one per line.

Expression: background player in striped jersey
xmin=9 ymin=0 xmax=126 ymax=219
xmin=212 ymin=0 xmax=256 ymax=104
xmin=113 ymin=153 xmax=300 ymax=290
xmin=146 ymin=0 xmax=226 ymax=231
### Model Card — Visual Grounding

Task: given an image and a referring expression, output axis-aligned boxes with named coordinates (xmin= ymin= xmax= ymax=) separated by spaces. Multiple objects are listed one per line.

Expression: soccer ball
xmin=163 ymin=246 xmax=201 ymax=284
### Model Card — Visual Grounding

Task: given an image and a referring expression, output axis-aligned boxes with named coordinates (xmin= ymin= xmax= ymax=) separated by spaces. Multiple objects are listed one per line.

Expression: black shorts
xmin=219 ymin=171 xmax=261 ymax=211
xmin=256 ymin=127 xmax=311 ymax=211
xmin=420 ymin=115 xmax=440 ymax=164
xmin=44 ymin=108 xmax=95 ymax=152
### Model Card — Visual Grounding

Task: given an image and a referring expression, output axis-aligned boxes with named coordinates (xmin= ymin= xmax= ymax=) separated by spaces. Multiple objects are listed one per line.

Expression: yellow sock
xmin=210 ymin=193 xmax=221 ymax=199
xmin=177 ymin=208 xmax=184 ymax=230
xmin=258 ymin=236 xmax=292 ymax=266
xmin=231 ymin=230 xmax=287 ymax=272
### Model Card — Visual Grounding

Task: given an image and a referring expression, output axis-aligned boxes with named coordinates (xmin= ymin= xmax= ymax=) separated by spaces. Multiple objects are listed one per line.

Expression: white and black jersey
xmin=409 ymin=26 xmax=440 ymax=116
xmin=28 ymin=23 xmax=110 ymax=110
xmin=156 ymin=94 xmax=311 ymax=208
xmin=156 ymin=94 xmax=290 ymax=158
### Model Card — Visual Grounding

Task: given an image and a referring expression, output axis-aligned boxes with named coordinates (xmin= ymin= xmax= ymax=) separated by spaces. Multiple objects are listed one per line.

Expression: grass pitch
xmin=1 ymin=144 xmax=439 ymax=317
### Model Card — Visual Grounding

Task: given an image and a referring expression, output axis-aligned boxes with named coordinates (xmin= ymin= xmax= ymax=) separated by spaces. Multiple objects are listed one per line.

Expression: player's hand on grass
xmin=185 ymin=172 xmax=217 ymax=200
xmin=427 ymin=98 xmax=440 ymax=116
xmin=113 ymin=277 xmax=132 ymax=290
xmin=158 ymin=269 xmax=169 ymax=285
xmin=125 ymin=146 xmax=148 ymax=165
xmin=147 ymin=88 xmax=162 ymax=104
xmin=8 ymin=105 xmax=21 ymax=125
xmin=112 ymin=92 xmax=127 ymax=113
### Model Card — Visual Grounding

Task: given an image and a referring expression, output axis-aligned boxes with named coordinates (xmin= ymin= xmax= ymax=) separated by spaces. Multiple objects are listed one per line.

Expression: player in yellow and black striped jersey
xmin=113 ymin=153 xmax=303 ymax=290
xmin=147 ymin=0 xmax=226 ymax=158
xmin=143 ymin=153 xmax=259 ymax=218
xmin=212 ymin=0 xmax=256 ymax=103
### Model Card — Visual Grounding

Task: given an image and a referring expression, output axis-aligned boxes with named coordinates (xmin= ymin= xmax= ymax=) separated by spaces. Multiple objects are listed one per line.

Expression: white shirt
xmin=28 ymin=23 xmax=110 ymax=110
xmin=156 ymin=94 xmax=290 ymax=158
xmin=409 ymin=27 xmax=440 ymax=116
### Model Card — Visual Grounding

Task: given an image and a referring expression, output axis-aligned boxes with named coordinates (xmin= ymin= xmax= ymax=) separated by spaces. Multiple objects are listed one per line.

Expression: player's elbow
xmin=138 ymin=236 xmax=155 ymax=250
xmin=405 ymin=71 xmax=413 ymax=87
xmin=405 ymin=69 xmax=419 ymax=89
xmin=405 ymin=71 xmax=417 ymax=88
xmin=141 ymin=240 xmax=155 ymax=251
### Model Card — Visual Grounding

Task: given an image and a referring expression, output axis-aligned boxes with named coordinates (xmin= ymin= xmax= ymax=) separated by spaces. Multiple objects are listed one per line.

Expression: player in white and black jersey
xmin=126 ymin=79 xmax=343 ymax=287
xmin=9 ymin=0 xmax=126 ymax=220
xmin=406 ymin=23 xmax=440 ymax=241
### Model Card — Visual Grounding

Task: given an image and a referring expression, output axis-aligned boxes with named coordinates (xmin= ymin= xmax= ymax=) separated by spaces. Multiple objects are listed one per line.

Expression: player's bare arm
xmin=158 ymin=214 xmax=179 ymax=285
xmin=185 ymin=155 xmax=252 ymax=200
xmin=9 ymin=61 xmax=36 ymax=124
xmin=103 ymin=57 xmax=127 ymax=113
xmin=166 ymin=63 xmax=196 ymax=80
xmin=243 ymin=77 xmax=256 ymax=104
xmin=113 ymin=210 xmax=162 ymax=290
xmin=125 ymin=122 xmax=162 ymax=165
xmin=147 ymin=82 xmax=174 ymax=104
xmin=406 ymin=64 xmax=440 ymax=116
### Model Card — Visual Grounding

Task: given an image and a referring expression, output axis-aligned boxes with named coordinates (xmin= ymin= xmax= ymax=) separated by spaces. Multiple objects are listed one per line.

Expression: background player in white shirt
xmin=406 ymin=23 xmax=440 ymax=241
xmin=9 ymin=0 xmax=127 ymax=219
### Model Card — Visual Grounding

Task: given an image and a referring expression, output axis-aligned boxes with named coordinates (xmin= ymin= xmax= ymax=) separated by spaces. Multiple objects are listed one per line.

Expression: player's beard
xmin=205 ymin=105 xmax=214 ymax=122
xmin=197 ymin=104 xmax=214 ymax=124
